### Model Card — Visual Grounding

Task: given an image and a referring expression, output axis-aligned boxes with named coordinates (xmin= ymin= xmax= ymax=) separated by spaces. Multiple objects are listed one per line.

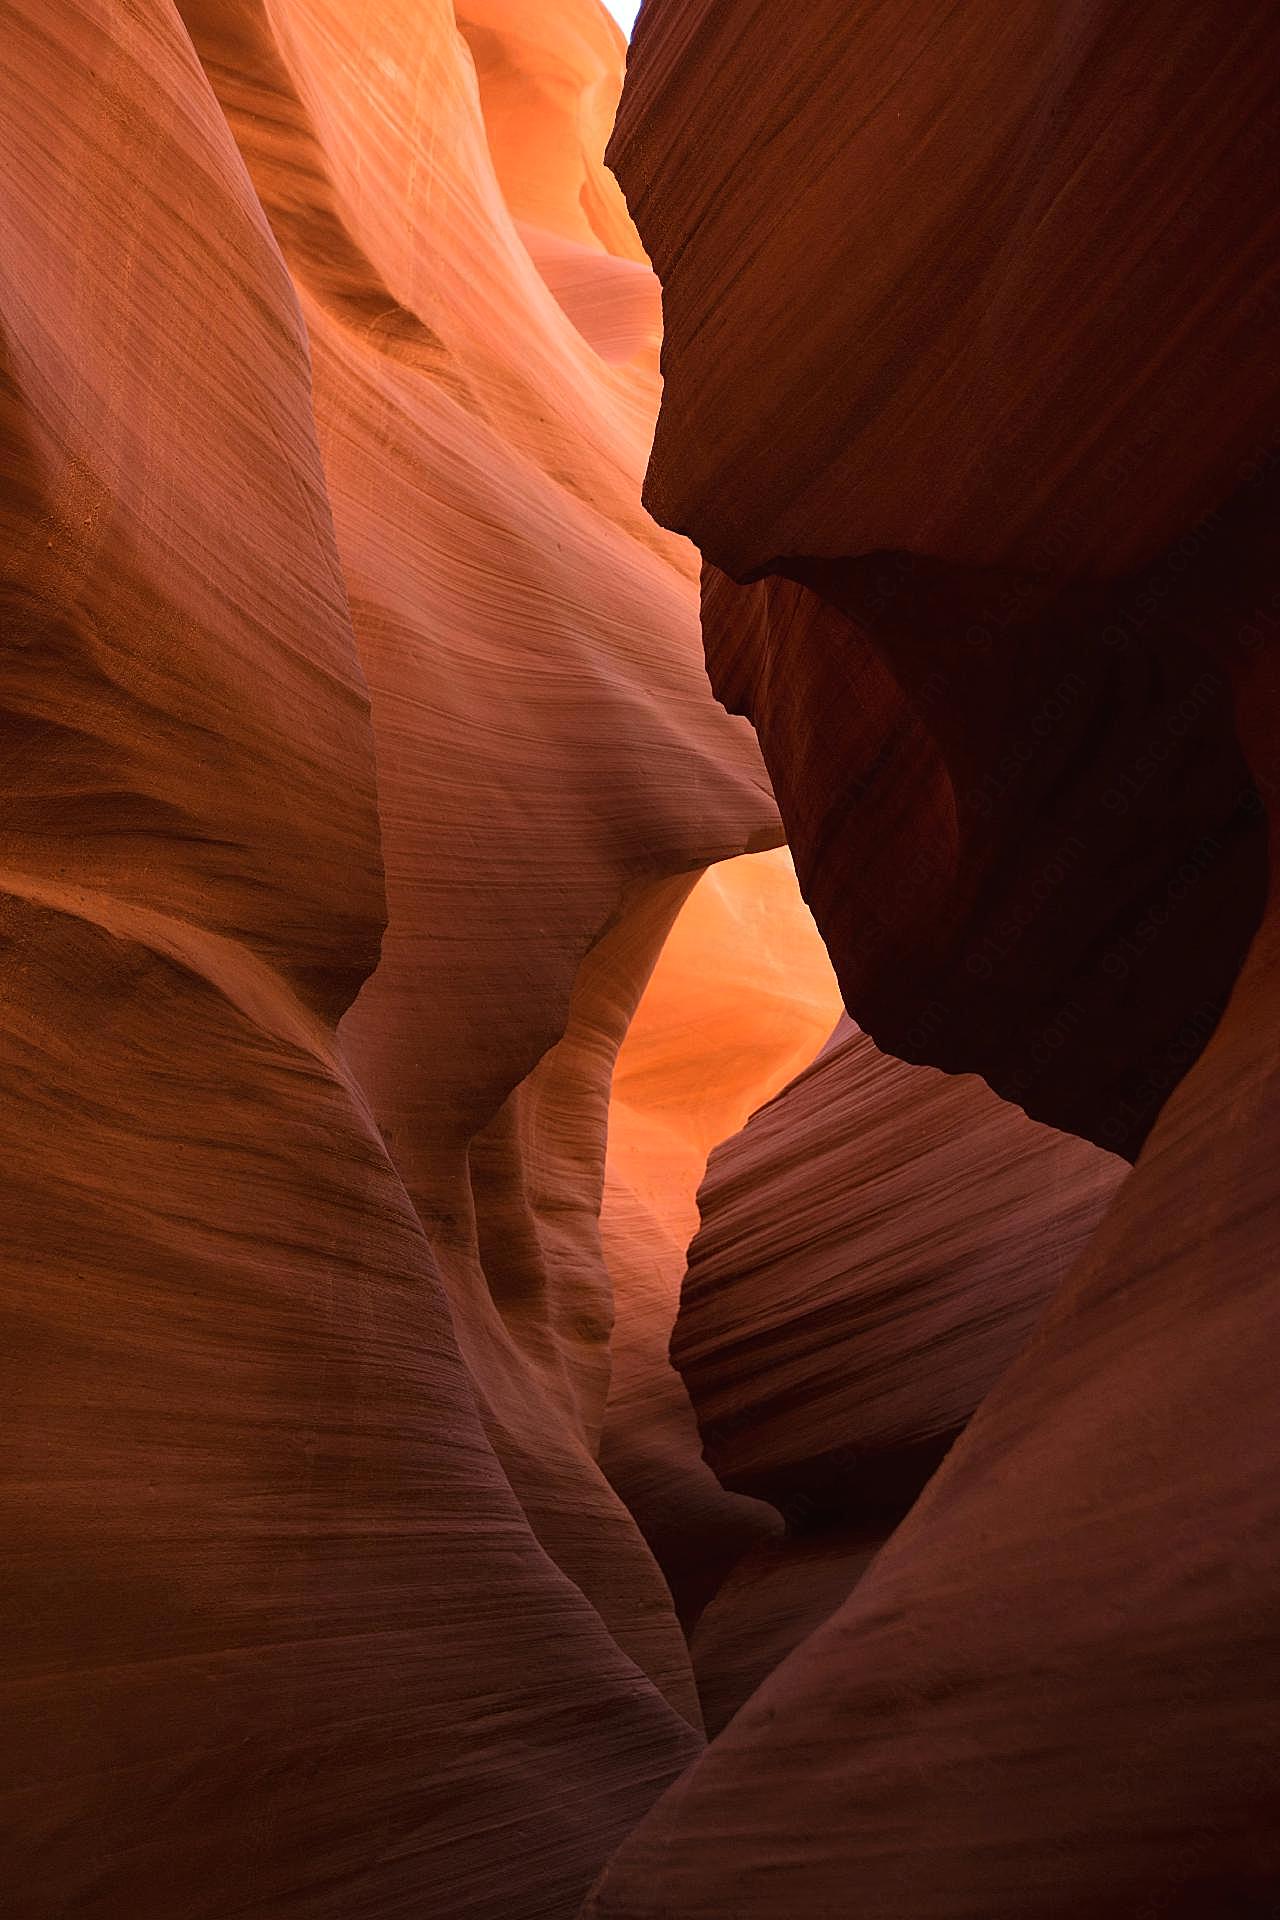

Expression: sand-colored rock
xmin=460 ymin=1 xmax=657 ymax=367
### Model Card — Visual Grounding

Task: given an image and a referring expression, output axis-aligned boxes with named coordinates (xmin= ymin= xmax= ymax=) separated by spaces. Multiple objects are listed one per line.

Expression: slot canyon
xmin=0 ymin=1 xmax=1276 ymax=1915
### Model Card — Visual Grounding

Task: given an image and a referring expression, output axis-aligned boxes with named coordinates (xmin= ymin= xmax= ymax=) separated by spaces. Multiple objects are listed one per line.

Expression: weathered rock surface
xmin=678 ymin=1016 xmax=1126 ymax=1523
xmin=585 ymin=1 xmax=1280 ymax=1912
xmin=697 ymin=557 xmax=1266 ymax=1160
xmin=613 ymin=0 xmax=1280 ymax=579
xmin=6 ymin=0 xmax=1277 ymax=1913
xmin=585 ymin=869 xmax=1280 ymax=1915
xmin=612 ymin=0 xmax=1279 ymax=1159
xmin=688 ymin=1527 xmax=883 ymax=1739
xmin=600 ymin=850 xmax=841 ymax=1624
xmin=0 ymin=1 xmax=802 ymax=1913
xmin=181 ymin=0 xmax=782 ymax=1734
xmin=672 ymin=1015 xmax=1123 ymax=1732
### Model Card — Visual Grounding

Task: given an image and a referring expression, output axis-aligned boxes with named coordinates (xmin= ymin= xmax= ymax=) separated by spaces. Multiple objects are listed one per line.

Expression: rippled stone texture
xmin=6 ymin=1 xmax=1277 ymax=1913
xmin=669 ymin=1015 xmax=1122 ymax=1733
xmin=589 ymin=0 xmax=1280 ymax=1912
xmin=611 ymin=0 xmax=1278 ymax=1159
xmin=678 ymin=1016 xmax=1125 ymax=1522
xmin=0 ymin=2 xmax=819 ymax=1913
xmin=600 ymin=851 xmax=841 ymax=1625
xmin=181 ymin=0 xmax=783 ymax=1736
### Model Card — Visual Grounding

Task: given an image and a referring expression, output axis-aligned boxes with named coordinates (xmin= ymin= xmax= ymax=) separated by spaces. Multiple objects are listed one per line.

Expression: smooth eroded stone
xmin=611 ymin=0 xmax=1279 ymax=1158
xmin=677 ymin=1016 xmax=1126 ymax=1522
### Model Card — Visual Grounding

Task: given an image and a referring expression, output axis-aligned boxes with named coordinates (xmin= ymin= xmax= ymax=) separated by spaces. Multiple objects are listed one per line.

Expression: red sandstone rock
xmin=583 ymin=3 xmax=1280 ymax=1912
xmin=689 ymin=1528 xmax=884 ymax=1738
xmin=600 ymin=851 xmax=842 ymax=1624
xmin=6 ymin=0 xmax=1276 ymax=1911
xmin=671 ymin=1015 xmax=1122 ymax=1733
xmin=697 ymin=558 xmax=1266 ymax=1159
xmin=0 ymin=1 xmax=797 ymax=1912
xmin=677 ymin=1016 xmax=1126 ymax=1522
xmin=181 ymin=0 xmax=780 ymax=1732
xmin=612 ymin=0 xmax=1280 ymax=582
xmin=584 ymin=838 xmax=1280 ymax=1916
xmin=612 ymin=0 xmax=1280 ymax=1159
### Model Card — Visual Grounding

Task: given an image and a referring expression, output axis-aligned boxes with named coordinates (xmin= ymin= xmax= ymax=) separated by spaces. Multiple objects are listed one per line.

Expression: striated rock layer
xmin=678 ymin=1016 xmax=1126 ymax=1524
xmin=181 ymin=0 xmax=779 ymax=1734
xmin=587 ymin=871 xmax=1280 ymax=1916
xmin=600 ymin=850 xmax=842 ymax=1625
xmin=6 ymin=0 xmax=1276 ymax=1913
xmin=589 ymin=1 xmax=1280 ymax=1913
xmin=0 ymin=1 xmax=829 ymax=1914
xmin=612 ymin=0 xmax=1280 ymax=1159
xmin=673 ymin=1016 xmax=1123 ymax=1731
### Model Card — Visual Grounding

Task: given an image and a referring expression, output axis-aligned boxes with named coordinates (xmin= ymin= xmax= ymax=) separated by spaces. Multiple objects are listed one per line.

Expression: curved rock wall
xmin=667 ymin=1015 xmax=1123 ymax=1732
xmin=600 ymin=850 xmax=842 ymax=1624
xmin=587 ymin=888 xmax=1280 ymax=1915
xmin=4 ymin=0 xmax=1276 ymax=1914
xmin=587 ymin=1 xmax=1280 ymax=1911
xmin=677 ymin=1016 xmax=1126 ymax=1522
xmin=0 ymin=1 xmax=824 ymax=1913
xmin=179 ymin=0 xmax=780 ymax=1727
xmin=612 ymin=0 xmax=1279 ymax=1160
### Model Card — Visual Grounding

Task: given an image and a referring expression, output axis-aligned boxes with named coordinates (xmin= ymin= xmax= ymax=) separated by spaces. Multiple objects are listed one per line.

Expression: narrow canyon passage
xmin=1 ymin=3 xmax=1276 ymax=1918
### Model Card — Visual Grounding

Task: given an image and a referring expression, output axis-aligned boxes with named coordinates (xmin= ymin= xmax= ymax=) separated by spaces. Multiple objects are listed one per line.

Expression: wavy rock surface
xmin=0 ymin=1 xmax=795 ymax=1913
xmin=585 ymin=3 xmax=1280 ymax=1912
xmin=612 ymin=0 xmax=1279 ymax=1159
xmin=613 ymin=0 xmax=1280 ymax=578
xmin=9 ymin=0 xmax=1276 ymax=1912
xmin=678 ymin=1016 xmax=1126 ymax=1522
xmin=688 ymin=1527 xmax=884 ymax=1739
xmin=586 ymin=872 xmax=1280 ymax=1916
xmin=599 ymin=850 xmax=841 ymax=1623
xmin=182 ymin=0 xmax=780 ymax=1729
xmin=673 ymin=1016 xmax=1122 ymax=1729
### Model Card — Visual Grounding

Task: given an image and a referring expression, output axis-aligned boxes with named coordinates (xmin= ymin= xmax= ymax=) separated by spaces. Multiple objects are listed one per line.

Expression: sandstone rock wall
xmin=611 ymin=0 xmax=1279 ymax=1159
xmin=0 ymin=2 xmax=824 ymax=1912
xmin=4 ymin=1 xmax=1276 ymax=1914
xmin=586 ymin=1 xmax=1280 ymax=1910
